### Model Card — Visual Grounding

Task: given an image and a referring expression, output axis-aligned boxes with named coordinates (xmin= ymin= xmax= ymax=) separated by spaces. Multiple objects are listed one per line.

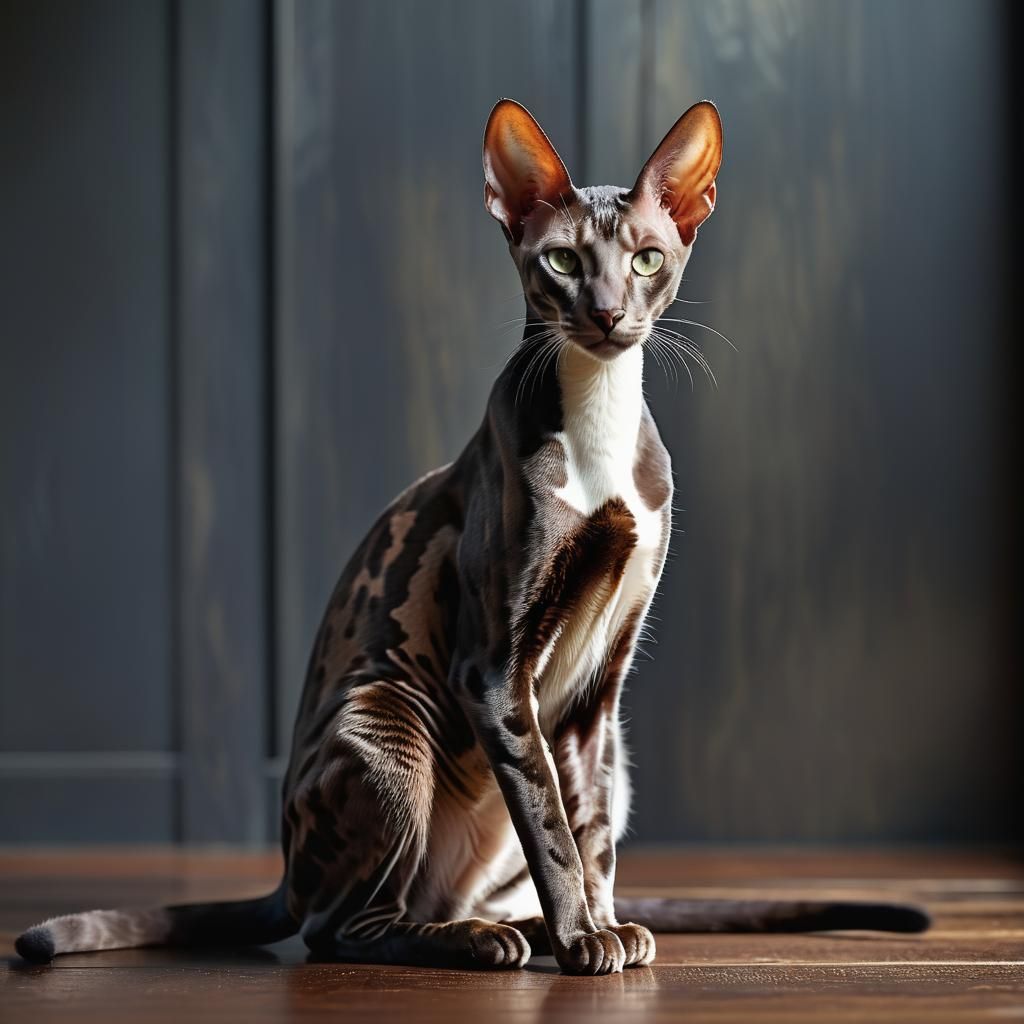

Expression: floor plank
xmin=1 ymin=848 xmax=1022 ymax=1022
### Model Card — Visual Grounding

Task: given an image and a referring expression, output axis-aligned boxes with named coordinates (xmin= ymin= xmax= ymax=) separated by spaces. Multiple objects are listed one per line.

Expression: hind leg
xmin=288 ymin=680 xmax=530 ymax=970
xmin=320 ymin=917 xmax=530 ymax=969
xmin=298 ymin=838 xmax=531 ymax=971
xmin=293 ymin=786 xmax=530 ymax=971
xmin=292 ymin=770 xmax=531 ymax=971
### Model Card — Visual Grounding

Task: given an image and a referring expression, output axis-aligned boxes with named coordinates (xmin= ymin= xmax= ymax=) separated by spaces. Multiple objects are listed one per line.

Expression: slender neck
xmin=556 ymin=340 xmax=645 ymax=462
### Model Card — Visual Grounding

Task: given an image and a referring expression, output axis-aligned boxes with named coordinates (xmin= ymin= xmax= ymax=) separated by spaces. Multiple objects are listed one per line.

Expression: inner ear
xmin=630 ymin=101 xmax=723 ymax=246
xmin=483 ymin=99 xmax=573 ymax=244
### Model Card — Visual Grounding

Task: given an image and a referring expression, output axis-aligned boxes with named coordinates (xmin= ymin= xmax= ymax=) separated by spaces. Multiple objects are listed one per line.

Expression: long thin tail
xmin=614 ymin=897 xmax=930 ymax=933
xmin=15 ymin=881 xmax=297 ymax=964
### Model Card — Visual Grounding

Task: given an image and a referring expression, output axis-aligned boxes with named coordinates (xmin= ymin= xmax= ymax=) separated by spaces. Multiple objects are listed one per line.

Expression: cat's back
xmin=288 ymin=462 xmax=468 ymax=754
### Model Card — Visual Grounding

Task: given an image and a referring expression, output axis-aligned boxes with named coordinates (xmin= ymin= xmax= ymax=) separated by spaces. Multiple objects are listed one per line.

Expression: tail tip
xmin=842 ymin=902 xmax=931 ymax=933
xmin=15 ymin=926 xmax=56 ymax=964
xmin=889 ymin=904 xmax=932 ymax=933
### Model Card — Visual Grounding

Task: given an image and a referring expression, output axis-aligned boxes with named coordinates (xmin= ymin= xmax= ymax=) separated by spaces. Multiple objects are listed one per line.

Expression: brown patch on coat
xmin=515 ymin=498 xmax=637 ymax=686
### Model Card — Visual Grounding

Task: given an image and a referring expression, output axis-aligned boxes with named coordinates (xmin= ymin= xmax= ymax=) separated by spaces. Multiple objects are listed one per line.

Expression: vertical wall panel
xmin=583 ymin=0 xmax=648 ymax=186
xmin=0 ymin=0 xmax=174 ymax=840
xmin=176 ymin=0 xmax=269 ymax=843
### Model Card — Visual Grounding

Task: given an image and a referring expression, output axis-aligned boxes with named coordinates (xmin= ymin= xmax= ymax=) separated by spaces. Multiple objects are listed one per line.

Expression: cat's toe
xmin=467 ymin=921 xmax=531 ymax=969
xmin=557 ymin=929 xmax=626 ymax=975
xmin=609 ymin=923 xmax=656 ymax=966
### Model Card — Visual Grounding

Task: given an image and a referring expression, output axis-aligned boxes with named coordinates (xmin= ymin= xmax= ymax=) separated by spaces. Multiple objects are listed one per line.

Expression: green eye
xmin=546 ymin=248 xmax=578 ymax=275
xmin=632 ymin=249 xmax=664 ymax=276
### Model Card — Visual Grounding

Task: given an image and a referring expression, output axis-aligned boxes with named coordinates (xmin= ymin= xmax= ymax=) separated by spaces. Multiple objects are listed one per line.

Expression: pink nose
xmin=589 ymin=308 xmax=625 ymax=336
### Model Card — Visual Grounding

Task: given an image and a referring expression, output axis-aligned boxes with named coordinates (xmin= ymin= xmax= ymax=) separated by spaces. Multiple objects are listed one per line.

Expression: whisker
xmin=522 ymin=338 xmax=553 ymax=402
xmin=653 ymin=329 xmax=718 ymax=389
xmin=502 ymin=320 xmax=562 ymax=368
xmin=513 ymin=331 xmax=561 ymax=406
xmin=664 ymin=336 xmax=693 ymax=392
xmin=658 ymin=316 xmax=737 ymax=352
xmin=507 ymin=329 xmax=553 ymax=373
xmin=654 ymin=333 xmax=692 ymax=391
xmin=650 ymin=328 xmax=707 ymax=389
xmin=531 ymin=336 xmax=564 ymax=402
xmin=650 ymin=334 xmax=681 ymax=389
xmin=533 ymin=336 xmax=564 ymax=401
xmin=666 ymin=340 xmax=716 ymax=389
xmin=496 ymin=321 xmax=527 ymax=335
xmin=559 ymin=194 xmax=577 ymax=231
xmin=645 ymin=336 xmax=674 ymax=387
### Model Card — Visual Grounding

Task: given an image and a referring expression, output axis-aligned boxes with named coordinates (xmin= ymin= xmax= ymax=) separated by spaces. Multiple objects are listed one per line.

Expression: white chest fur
xmin=534 ymin=344 xmax=666 ymax=733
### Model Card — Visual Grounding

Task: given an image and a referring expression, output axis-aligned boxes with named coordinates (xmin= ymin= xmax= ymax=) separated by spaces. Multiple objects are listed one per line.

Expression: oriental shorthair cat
xmin=17 ymin=100 xmax=928 ymax=974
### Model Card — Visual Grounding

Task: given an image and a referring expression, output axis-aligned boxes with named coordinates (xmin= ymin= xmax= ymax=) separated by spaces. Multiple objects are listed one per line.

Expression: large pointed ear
xmin=483 ymin=99 xmax=573 ymax=244
xmin=631 ymin=101 xmax=723 ymax=246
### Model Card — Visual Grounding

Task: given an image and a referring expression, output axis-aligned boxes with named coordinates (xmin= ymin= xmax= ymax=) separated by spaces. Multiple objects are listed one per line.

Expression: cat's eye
xmin=546 ymin=248 xmax=578 ymax=275
xmin=632 ymin=249 xmax=665 ymax=276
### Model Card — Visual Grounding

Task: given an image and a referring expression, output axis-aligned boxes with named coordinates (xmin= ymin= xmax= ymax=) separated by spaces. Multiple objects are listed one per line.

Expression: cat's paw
xmin=466 ymin=920 xmax=531 ymax=969
xmin=556 ymin=928 xmax=626 ymax=975
xmin=607 ymin=922 xmax=656 ymax=966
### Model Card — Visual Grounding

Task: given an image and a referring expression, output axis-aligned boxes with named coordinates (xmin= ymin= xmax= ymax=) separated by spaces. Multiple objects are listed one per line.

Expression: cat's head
xmin=483 ymin=99 xmax=722 ymax=361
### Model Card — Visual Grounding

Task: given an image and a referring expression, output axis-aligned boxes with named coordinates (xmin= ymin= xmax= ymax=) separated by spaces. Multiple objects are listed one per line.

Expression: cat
xmin=16 ymin=99 xmax=928 ymax=975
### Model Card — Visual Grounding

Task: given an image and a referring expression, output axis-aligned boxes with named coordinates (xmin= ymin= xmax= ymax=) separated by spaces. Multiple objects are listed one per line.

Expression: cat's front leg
xmin=553 ymin=706 xmax=654 ymax=967
xmin=552 ymin=619 xmax=656 ymax=967
xmin=453 ymin=658 xmax=628 ymax=975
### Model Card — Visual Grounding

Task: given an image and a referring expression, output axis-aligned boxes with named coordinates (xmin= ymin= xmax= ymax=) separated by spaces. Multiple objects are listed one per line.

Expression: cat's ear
xmin=483 ymin=99 xmax=573 ymax=244
xmin=631 ymin=101 xmax=723 ymax=246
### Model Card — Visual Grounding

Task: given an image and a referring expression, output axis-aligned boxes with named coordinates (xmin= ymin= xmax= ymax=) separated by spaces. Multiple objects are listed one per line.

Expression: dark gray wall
xmin=0 ymin=0 xmax=1018 ymax=844
xmin=0 ymin=0 xmax=176 ymax=839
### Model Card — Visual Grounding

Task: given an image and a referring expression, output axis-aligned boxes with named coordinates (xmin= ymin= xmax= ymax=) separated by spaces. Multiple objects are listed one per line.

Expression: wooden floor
xmin=1 ymin=848 xmax=1022 ymax=1022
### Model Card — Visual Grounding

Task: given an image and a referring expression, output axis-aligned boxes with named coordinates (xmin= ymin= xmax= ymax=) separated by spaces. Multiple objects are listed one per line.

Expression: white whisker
xmin=659 ymin=316 xmax=737 ymax=352
xmin=650 ymin=327 xmax=713 ymax=389
xmin=513 ymin=331 xmax=562 ymax=406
